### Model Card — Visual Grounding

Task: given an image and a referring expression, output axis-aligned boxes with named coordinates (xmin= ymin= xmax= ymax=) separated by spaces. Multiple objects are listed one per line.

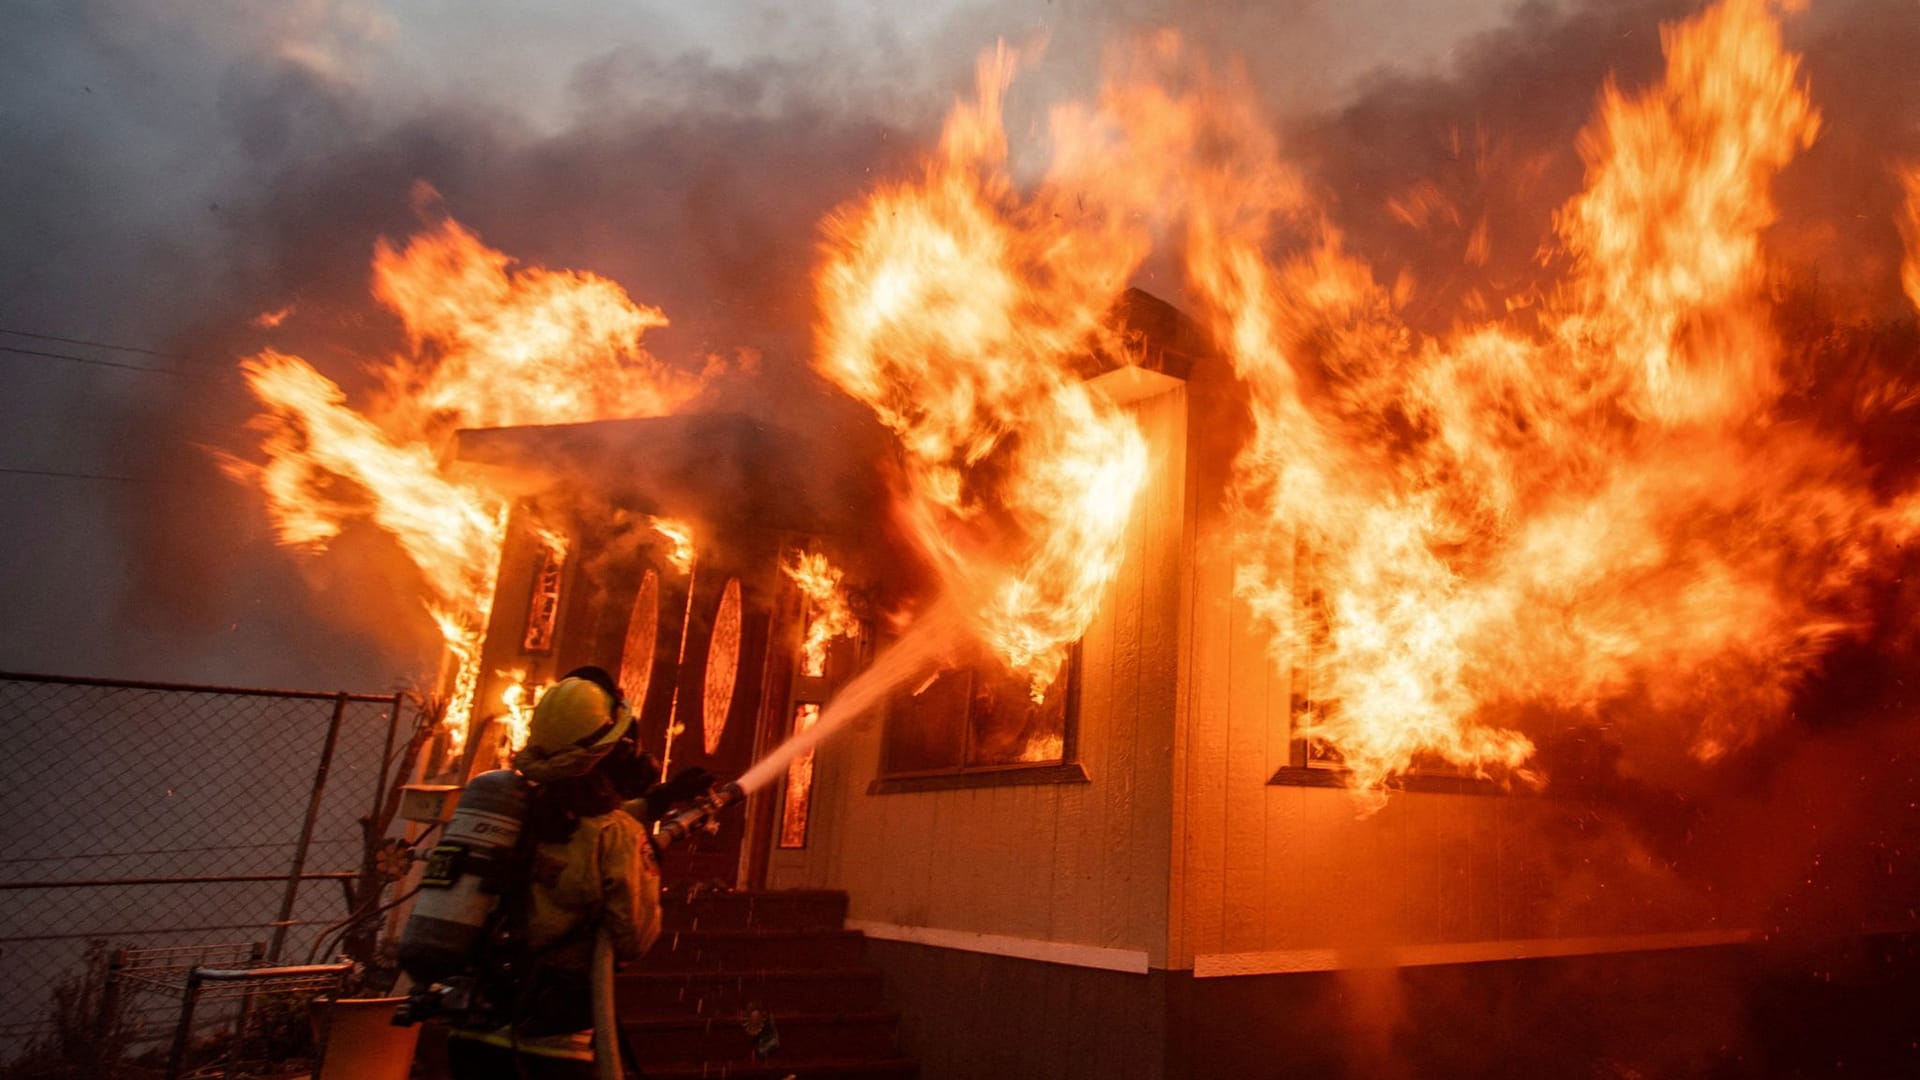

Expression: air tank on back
xmin=396 ymin=768 xmax=528 ymax=985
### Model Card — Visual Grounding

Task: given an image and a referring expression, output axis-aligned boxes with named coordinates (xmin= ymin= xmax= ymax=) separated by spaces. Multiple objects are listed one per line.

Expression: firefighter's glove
xmin=644 ymin=766 xmax=717 ymax=819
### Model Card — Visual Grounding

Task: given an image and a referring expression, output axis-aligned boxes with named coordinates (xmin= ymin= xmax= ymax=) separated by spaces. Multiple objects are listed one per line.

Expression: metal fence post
xmin=270 ymin=693 xmax=348 ymax=961
xmin=92 ymin=946 xmax=125 ymax=1074
xmin=166 ymin=967 xmax=202 ymax=1080
xmin=230 ymin=940 xmax=266 ymax=1074
xmin=371 ymin=692 xmax=405 ymax=825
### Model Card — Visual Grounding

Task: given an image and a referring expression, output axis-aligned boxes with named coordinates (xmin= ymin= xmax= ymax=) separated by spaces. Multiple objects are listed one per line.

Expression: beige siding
xmin=1168 ymin=390 xmax=1723 ymax=967
xmin=768 ymin=387 xmax=1188 ymax=966
xmin=769 ymin=356 xmax=1700 ymax=975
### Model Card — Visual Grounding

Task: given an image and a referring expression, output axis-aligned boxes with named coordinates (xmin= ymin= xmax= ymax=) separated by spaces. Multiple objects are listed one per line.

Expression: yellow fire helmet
xmin=513 ymin=673 xmax=633 ymax=781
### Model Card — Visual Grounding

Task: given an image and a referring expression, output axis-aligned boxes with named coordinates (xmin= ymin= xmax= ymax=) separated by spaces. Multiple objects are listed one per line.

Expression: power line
xmin=0 ymin=465 xmax=143 ymax=482
xmin=0 ymin=326 xmax=171 ymax=358
xmin=0 ymin=341 xmax=184 ymax=375
xmin=0 ymin=342 xmax=236 ymax=385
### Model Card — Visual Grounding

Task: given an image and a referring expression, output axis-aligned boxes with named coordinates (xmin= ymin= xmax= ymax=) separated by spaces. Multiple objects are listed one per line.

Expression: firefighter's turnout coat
xmin=452 ymin=805 xmax=662 ymax=1064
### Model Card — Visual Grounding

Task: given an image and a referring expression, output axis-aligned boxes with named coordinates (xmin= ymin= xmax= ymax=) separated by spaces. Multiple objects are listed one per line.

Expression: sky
xmin=0 ymin=0 xmax=1525 ymax=693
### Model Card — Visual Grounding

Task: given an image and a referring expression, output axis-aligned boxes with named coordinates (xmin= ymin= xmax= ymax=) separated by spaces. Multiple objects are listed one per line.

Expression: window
xmin=778 ymin=703 xmax=821 ymax=848
xmin=521 ymin=536 xmax=567 ymax=653
xmin=870 ymin=643 xmax=1089 ymax=793
xmin=1269 ymin=543 xmax=1494 ymax=795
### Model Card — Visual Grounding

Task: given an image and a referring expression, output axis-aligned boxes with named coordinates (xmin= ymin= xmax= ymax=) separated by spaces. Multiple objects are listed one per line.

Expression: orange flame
xmin=779 ymin=702 xmax=822 ymax=847
xmin=783 ymin=550 xmax=860 ymax=677
xmin=497 ymin=668 xmax=552 ymax=755
xmin=1900 ymin=164 xmax=1920 ymax=314
xmin=532 ymin=523 xmax=571 ymax=565
xmin=227 ymin=213 xmax=708 ymax=750
xmin=820 ymin=1 xmax=1920 ymax=797
xmin=815 ymin=45 xmax=1151 ymax=698
xmin=1018 ymin=731 xmax=1065 ymax=764
xmin=1139 ymin=0 xmax=1908 ymax=791
xmin=648 ymin=515 xmax=696 ymax=574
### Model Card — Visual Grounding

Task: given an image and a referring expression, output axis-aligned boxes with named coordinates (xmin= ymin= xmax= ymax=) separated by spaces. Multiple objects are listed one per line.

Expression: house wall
xmin=467 ymin=504 xmax=568 ymax=771
xmin=869 ymin=939 xmax=1169 ymax=1080
xmin=765 ymin=384 xmax=1189 ymax=970
xmin=1166 ymin=354 xmax=1738 ymax=978
xmin=466 ymin=348 xmax=1765 ymax=1075
xmin=1160 ymin=936 xmax=1920 ymax=1080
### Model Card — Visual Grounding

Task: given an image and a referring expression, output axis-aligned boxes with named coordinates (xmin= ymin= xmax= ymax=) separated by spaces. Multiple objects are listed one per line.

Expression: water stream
xmin=734 ymin=605 xmax=962 ymax=795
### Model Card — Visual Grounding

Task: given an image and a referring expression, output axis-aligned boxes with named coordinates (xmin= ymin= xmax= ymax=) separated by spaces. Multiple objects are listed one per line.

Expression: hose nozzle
xmin=652 ymin=780 xmax=744 ymax=846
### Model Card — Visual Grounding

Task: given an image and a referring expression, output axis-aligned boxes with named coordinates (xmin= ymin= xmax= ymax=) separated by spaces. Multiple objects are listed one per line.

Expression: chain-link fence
xmin=0 ymin=672 xmax=416 ymax=1072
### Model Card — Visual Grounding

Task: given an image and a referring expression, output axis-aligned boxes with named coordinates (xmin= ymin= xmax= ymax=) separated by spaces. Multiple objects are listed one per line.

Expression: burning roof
xmin=225 ymin=0 xmax=1920 ymax=801
xmin=452 ymin=412 xmax=867 ymax=539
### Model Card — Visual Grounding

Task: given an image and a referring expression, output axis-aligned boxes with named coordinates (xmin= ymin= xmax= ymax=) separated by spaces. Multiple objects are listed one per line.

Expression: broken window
xmin=1273 ymin=543 xmax=1484 ymax=791
xmin=878 ymin=644 xmax=1078 ymax=779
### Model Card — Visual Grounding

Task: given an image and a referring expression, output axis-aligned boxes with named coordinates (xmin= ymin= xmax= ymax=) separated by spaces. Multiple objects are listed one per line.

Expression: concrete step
xmin=646 ymin=929 xmax=867 ymax=972
xmin=622 ymin=1009 xmax=901 ymax=1065
xmin=618 ymin=966 xmax=886 ymax=1018
xmin=662 ymin=889 xmax=850 ymax=933
xmin=658 ymin=847 xmax=739 ymax=887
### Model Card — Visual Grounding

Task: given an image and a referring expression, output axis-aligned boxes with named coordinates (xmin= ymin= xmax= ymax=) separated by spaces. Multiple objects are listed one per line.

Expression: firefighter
xmin=445 ymin=666 xmax=661 ymax=1080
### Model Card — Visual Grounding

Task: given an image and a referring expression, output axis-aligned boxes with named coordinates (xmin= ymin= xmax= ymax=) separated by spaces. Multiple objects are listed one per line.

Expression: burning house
xmin=447 ymin=410 xmax=887 ymax=885
xmin=219 ymin=0 xmax=1920 ymax=1074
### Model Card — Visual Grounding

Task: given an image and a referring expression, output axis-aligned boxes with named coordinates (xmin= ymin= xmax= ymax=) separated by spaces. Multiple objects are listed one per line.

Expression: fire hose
xmin=395 ymin=617 xmax=947 ymax=1069
xmin=641 ymin=779 xmax=745 ymax=846
xmin=591 ymin=930 xmax=620 ymax=1080
xmin=390 ymin=776 xmax=749 ymax=1079
xmin=574 ymin=783 xmax=748 ymax=1080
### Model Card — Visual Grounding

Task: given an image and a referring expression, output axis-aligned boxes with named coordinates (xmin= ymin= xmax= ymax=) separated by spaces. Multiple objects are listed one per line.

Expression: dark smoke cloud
xmin=0 ymin=3 xmax=922 ymax=687
xmin=4 ymin=1 xmax=1920 ymax=1066
xmin=0 ymin=0 xmax=1518 ymax=688
xmin=9 ymin=0 xmax=1920 ymax=871
xmin=120 ymin=64 xmax=920 ymax=689
xmin=1311 ymin=0 xmax=1920 ymax=328
xmin=1287 ymin=0 xmax=1678 ymax=331
xmin=1262 ymin=4 xmax=1920 ymax=1068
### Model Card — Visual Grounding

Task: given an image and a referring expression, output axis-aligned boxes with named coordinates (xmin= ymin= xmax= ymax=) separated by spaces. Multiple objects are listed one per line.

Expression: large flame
xmin=814 ymin=46 xmax=1152 ymax=697
xmin=227 ymin=213 xmax=708 ymax=750
xmin=1140 ymin=0 xmax=1914 ymax=790
xmin=819 ymin=0 xmax=1920 ymax=794
xmin=498 ymin=668 xmax=553 ymax=756
xmin=783 ymin=550 xmax=860 ymax=678
xmin=1900 ymin=164 xmax=1920 ymax=314
xmin=232 ymin=0 xmax=1920 ymax=801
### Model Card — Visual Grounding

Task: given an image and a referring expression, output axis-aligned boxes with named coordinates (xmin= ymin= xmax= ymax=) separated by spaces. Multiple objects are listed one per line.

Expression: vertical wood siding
xmin=767 ymin=387 xmax=1188 ymax=966
xmin=1166 ymin=360 xmax=1723 ymax=967
xmin=768 ymin=351 xmax=1701 ymax=976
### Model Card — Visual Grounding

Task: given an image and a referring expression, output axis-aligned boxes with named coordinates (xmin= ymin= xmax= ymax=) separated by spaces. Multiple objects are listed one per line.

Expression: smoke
xmin=1244 ymin=5 xmax=1920 ymax=1070
xmin=5 ymin=0 xmax=1914 ymax=757
xmin=3 ymin=5 xmax=923 ymax=686
xmin=3 ymin=0 xmax=1919 ymax=1067
xmin=0 ymin=0 xmax=1531 ymax=687
xmin=1292 ymin=0 xmax=1920 ymax=331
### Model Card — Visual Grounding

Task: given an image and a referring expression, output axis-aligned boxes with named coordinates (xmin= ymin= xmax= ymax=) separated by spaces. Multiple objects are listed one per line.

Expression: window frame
xmin=1266 ymin=542 xmax=1501 ymax=796
xmin=868 ymin=642 xmax=1091 ymax=794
